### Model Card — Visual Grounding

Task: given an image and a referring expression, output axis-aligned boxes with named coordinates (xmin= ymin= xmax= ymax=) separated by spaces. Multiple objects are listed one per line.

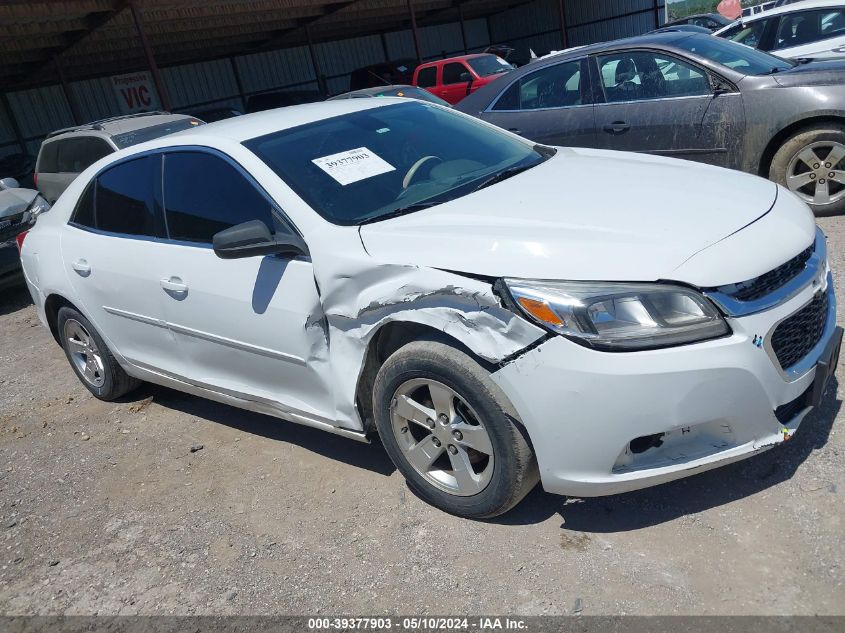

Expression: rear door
xmin=61 ymin=155 xmax=176 ymax=371
xmin=592 ymin=49 xmax=744 ymax=168
xmin=155 ymin=149 xmax=333 ymax=420
xmin=479 ymin=58 xmax=596 ymax=148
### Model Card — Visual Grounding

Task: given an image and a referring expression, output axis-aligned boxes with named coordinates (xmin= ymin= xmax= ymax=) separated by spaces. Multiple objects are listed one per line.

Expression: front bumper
xmin=491 ymin=268 xmax=838 ymax=498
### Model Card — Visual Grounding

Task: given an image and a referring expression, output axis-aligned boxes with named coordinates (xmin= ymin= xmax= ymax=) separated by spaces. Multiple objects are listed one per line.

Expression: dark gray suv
xmin=457 ymin=32 xmax=845 ymax=215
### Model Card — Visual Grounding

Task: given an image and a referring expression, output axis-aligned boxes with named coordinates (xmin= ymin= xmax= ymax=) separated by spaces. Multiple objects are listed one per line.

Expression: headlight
xmin=503 ymin=279 xmax=729 ymax=351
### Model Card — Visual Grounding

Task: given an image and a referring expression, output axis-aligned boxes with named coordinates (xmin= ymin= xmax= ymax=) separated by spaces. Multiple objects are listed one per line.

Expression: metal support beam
xmin=408 ymin=0 xmax=423 ymax=64
xmin=458 ymin=3 xmax=468 ymax=54
xmin=653 ymin=0 xmax=661 ymax=28
xmin=228 ymin=57 xmax=247 ymax=111
xmin=305 ymin=24 xmax=327 ymax=98
xmin=558 ymin=0 xmax=569 ymax=50
xmin=129 ymin=1 xmax=171 ymax=111
xmin=54 ymin=57 xmax=82 ymax=125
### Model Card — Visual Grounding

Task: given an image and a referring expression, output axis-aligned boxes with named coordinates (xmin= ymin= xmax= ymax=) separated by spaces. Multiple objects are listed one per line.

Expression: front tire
xmin=57 ymin=306 xmax=140 ymax=401
xmin=373 ymin=340 xmax=538 ymax=519
xmin=770 ymin=124 xmax=845 ymax=216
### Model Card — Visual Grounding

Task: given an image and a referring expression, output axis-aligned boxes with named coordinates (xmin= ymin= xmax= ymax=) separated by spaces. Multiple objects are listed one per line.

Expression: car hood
xmin=773 ymin=59 xmax=845 ymax=87
xmin=359 ymin=147 xmax=778 ymax=283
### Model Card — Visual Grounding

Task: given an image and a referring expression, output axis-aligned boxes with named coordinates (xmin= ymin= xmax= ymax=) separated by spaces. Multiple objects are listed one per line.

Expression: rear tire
xmin=57 ymin=306 xmax=140 ymax=401
xmin=770 ymin=124 xmax=845 ymax=216
xmin=373 ymin=340 xmax=538 ymax=519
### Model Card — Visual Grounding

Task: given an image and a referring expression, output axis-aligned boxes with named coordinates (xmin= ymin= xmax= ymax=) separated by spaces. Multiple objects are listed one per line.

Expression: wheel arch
xmin=759 ymin=115 xmax=845 ymax=177
xmin=43 ymin=293 xmax=83 ymax=346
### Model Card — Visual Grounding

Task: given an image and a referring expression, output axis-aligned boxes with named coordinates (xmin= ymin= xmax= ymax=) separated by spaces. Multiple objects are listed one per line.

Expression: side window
xmin=775 ymin=9 xmax=845 ymax=50
xmin=597 ymin=52 xmax=710 ymax=103
xmin=163 ymin=152 xmax=280 ymax=244
xmin=37 ymin=141 xmax=59 ymax=173
xmin=517 ymin=60 xmax=581 ymax=110
xmin=71 ymin=182 xmax=95 ymax=228
xmin=492 ymin=81 xmax=520 ymax=110
xmin=57 ymin=137 xmax=114 ymax=173
xmin=723 ymin=19 xmax=768 ymax=49
xmin=95 ymin=155 xmax=164 ymax=237
xmin=442 ymin=63 xmax=469 ymax=85
xmin=416 ymin=66 xmax=437 ymax=88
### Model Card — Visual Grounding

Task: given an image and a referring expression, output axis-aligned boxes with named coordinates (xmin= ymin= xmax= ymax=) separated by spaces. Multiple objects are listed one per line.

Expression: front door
xmin=479 ymin=58 xmax=596 ymax=148
xmin=155 ymin=150 xmax=334 ymax=422
xmin=592 ymin=50 xmax=743 ymax=168
xmin=440 ymin=61 xmax=474 ymax=105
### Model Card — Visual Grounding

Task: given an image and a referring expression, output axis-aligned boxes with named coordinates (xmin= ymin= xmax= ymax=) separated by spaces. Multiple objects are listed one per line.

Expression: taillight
xmin=15 ymin=230 xmax=28 ymax=254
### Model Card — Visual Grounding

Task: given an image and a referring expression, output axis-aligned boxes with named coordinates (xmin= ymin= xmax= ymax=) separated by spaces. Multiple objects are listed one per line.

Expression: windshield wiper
xmin=359 ymin=201 xmax=441 ymax=225
xmin=471 ymin=164 xmax=536 ymax=192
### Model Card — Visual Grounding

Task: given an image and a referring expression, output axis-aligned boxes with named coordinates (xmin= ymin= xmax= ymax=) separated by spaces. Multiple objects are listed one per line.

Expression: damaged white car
xmin=18 ymin=99 xmax=841 ymax=518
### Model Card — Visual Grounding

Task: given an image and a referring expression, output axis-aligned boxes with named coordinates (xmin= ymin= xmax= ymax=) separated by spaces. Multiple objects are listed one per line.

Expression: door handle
xmin=71 ymin=259 xmax=91 ymax=276
xmin=160 ymin=277 xmax=188 ymax=293
xmin=603 ymin=121 xmax=631 ymax=135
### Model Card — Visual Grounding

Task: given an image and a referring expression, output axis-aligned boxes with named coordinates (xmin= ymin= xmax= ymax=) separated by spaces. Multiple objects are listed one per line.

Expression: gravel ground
xmin=0 ymin=218 xmax=844 ymax=616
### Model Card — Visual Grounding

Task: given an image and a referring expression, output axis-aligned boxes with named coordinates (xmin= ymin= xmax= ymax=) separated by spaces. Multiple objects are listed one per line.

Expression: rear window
xmin=110 ymin=118 xmax=203 ymax=149
xmin=56 ymin=137 xmax=113 ymax=173
xmin=416 ymin=66 xmax=437 ymax=88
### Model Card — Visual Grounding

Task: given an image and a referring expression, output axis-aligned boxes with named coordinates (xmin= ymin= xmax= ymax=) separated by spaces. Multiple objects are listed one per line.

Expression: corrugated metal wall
xmin=0 ymin=2 xmax=664 ymax=160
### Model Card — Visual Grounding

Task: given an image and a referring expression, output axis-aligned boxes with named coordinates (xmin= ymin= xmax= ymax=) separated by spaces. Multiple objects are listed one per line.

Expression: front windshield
xmin=244 ymin=101 xmax=548 ymax=226
xmin=467 ymin=54 xmax=514 ymax=77
xmin=674 ymin=34 xmax=794 ymax=75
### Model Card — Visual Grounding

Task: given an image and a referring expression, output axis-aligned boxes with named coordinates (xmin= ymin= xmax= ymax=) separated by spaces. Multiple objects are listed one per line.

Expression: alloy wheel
xmin=63 ymin=319 xmax=105 ymax=388
xmin=787 ymin=141 xmax=845 ymax=207
xmin=390 ymin=378 xmax=494 ymax=496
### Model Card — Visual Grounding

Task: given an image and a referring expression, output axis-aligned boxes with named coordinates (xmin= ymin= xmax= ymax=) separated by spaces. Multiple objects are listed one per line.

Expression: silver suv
xmin=35 ymin=112 xmax=203 ymax=203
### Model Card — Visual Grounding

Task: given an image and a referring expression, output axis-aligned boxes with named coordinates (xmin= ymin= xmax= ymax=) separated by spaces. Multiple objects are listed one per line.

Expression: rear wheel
xmin=770 ymin=125 xmax=845 ymax=216
xmin=57 ymin=306 xmax=140 ymax=400
xmin=373 ymin=340 xmax=538 ymax=518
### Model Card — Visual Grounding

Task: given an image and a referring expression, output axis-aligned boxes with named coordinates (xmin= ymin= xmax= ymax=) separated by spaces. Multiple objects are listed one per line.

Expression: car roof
xmin=160 ymin=98 xmax=406 ymax=144
xmin=418 ymin=53 xmax=492 ymax=66
xmin=534 ymin=31 xmax=692 ymax=63
xmin=45 ymin=112 xmax=196 ymax=142
xmin=332 ymin=85 xmax=418 ymax=98
xmin=737 ymin=0 xmax=843 ymax=22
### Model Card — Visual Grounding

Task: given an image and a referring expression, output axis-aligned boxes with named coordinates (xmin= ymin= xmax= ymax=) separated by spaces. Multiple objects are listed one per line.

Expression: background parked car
xmin=0 ymin=177 xmax=46 ymax=291
xmin=662 ymin=12 xmax=733 ymax=31
xmin=413 ymin=53 xmax=514 ymax=104
xmin=35 ymin=112 xmax=203 ymax=203
xmin=456 ymin=31 xmax=845 ymax=215
xmin=349 ymin=59 xmax=419 ymax=90
xmin=328 ymin=85 xmax=451 ymax=106
xmin=0 ymin=153 xmax=35 ymax=189
xmin=188 ymin=107 xmax=243 ymax=123
xmin=716 ymin=0 xmax=845 ymax=60
xmin=245 ymin=90 xmax=323 ymax=113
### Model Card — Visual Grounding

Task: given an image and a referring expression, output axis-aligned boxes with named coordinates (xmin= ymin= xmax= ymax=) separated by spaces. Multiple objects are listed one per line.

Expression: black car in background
xmin=663 ymin=12 xmax=733 ymax=31
xmin=245 ymin=90 xmax=322 ymax=113
xmin=348 ymin=59 xmax=418 ymax=90
xmin=456 ymin=32 xmax=845 ymax=216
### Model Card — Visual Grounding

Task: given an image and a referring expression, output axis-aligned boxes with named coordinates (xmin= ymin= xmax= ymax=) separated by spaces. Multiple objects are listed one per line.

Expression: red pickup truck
xmin=412 ymin=53 xmax=514 ymax=105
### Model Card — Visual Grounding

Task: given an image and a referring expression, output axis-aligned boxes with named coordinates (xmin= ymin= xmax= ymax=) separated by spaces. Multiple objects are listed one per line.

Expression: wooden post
xmin=408 ymin=0 xmax=423 ymax=63
xmin=129 ymin=1 xmax=172 ymax=111
xmin=653 ymin=0 xmax=661 ymax=28
xmin=305 ymin=24 xmax=327 ymax=97
xmin=55 ymin=56 xmax=82 ymax=125
xmin=228 ymin=57 xmax=247 ymax=111
xmin=458 ymin=3 xmax=468 ymax=54
xmin=558 ymin=0 xmax=569 ymax=49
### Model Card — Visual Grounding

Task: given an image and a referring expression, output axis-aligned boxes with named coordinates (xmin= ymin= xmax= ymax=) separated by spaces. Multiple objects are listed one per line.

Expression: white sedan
xmin=17 ymin=99 xmax=841 ymax=518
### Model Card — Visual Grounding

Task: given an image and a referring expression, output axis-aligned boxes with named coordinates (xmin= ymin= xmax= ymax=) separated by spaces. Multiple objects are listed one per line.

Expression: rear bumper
xmin=491 ymin=272 xmax=838 ymax=497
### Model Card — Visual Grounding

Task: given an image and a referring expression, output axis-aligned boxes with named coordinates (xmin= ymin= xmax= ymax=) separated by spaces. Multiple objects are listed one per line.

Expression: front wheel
xmin=373 ymin=340 xmax=538 ymax=518
xmin=770 ymin=125 xmax=845 ymax=216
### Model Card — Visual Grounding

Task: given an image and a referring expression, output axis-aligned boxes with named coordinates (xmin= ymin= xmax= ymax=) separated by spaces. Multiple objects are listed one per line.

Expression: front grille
xmin=771 ymin=291 xmax=829 ymax=370
xmin=713 ymin=245 xmax=813 ymax=302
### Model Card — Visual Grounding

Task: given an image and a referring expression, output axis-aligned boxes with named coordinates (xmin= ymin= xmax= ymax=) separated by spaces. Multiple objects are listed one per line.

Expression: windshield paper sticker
xmin=312 ymin=147 xmax=395 ymax=186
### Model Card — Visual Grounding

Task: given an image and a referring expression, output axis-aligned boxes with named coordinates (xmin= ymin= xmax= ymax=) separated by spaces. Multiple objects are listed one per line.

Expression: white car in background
xmin=717 ymin=0 xmax=845 ymax=60
xmin=16 ymin=99 xmax=841 ymax=518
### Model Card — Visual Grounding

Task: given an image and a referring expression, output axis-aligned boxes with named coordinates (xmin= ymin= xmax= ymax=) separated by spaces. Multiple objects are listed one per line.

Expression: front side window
xmin=597 ymin=51 xmax=710 ymax=103
xmin=244 ymin=101 xmax=549 ymax=226
xmin=774 ymin=9 xmax=845 ymax=50
xmin=720 ymin=19 xmax=768 ymax=48
xmin=516 ymin=60 xmax=582 ymax=110
xmin=95 ymin=155 xmax=163 ymax=237
xmin=443 ymin=62 xmax=469 ymax=85
xmin=416 ymin=66 xmax=437 ymax=88
xmin=163 ymin=152 xmax=280 ymax=244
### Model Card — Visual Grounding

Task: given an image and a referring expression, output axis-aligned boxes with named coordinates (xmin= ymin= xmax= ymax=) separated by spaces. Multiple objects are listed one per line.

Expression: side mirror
xmin=459 ymin=72 xmax=474 ymax=84
xmin=0 ymin=177 xmax=19 ymax=190
xmin=212 ymin=219 xmax=309 ymax=260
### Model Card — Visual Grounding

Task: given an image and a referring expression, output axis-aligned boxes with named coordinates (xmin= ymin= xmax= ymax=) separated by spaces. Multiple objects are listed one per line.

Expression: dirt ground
xmin=0 ymin=218 xmax=844 ymax=617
